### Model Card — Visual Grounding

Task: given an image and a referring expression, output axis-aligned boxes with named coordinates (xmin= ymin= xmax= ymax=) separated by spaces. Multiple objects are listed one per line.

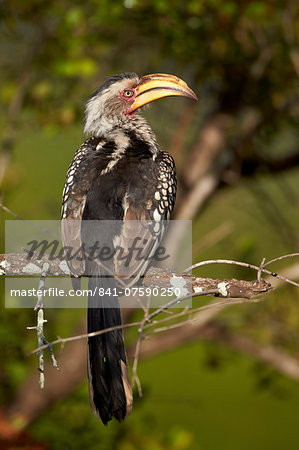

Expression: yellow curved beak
xmin=130 ymin=73 xmax=197 ymax=112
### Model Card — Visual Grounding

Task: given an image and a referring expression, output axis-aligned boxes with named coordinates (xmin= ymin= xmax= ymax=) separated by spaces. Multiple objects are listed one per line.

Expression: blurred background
xmin=0 ymin=1 xmax=299 ymax=449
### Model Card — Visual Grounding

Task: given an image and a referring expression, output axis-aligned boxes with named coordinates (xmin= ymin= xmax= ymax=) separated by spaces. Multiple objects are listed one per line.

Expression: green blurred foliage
xmin=0 ymin=0 xmax=299 ymax=449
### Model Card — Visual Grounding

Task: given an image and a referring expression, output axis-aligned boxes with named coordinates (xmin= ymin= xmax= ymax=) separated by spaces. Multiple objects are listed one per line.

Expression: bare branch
xmin=28 ymin=321 xmax=141 ymax=356
xmin=144 ymin=298 xmax=262 ymax=335
xmin=27 ymin=309 xmax=47 ymax=389
xmin=0 ymin=253 xmax=273 ymax=298
xmin=132 ymin=328 xmax=144 ymax=397
xmin=184 ymin=258 xmax=299 ymax=288
xmin=27 ymin=275 xmax=59 ymax=388
xmin=263 ymin=253 xmax=299 ymax=267
xmin=257 ymin=257 xmax=266 ymax=282
xmin=131 ymin=295 xmax=152 ymax=397
xmin=0 ymin=202 xmax=24 ymax=220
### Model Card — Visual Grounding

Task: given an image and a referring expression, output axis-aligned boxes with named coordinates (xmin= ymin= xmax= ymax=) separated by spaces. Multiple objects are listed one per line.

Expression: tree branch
xmin=0 ymin=252 xmax=273 ymax=298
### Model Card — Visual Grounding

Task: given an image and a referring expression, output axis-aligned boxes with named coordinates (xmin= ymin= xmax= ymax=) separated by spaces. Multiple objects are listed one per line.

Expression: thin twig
xmin=145 ymin=298 xmax=262 ymax=334
xmin=263 ymin=253 xmax=299 ymax=267
xmin=27 ymin=309 xmax=47 ymax=389
xmin=257 ymin=257 xmax=266 ymax=282
xmin=0 ymin=204 xmax=55 ymax=237
xmin=27 ymin=275 xmax=59 ymax=388
xmin=132 ymin=328 xmax=144 ymax=397
xmin=131 ymin=294 xmax=151 ymax=396
xmin=34 ymin=275 xmax=46 ymax=311
xmin=184 ymin=258 xmax=299 ymax=287
xmin=0 ymin=202 xmax=24 ymax=220
xmin=29 ymin=321 xmax=142 ymax=355
xmin=145 ymin=290 xmax=219 ymax=323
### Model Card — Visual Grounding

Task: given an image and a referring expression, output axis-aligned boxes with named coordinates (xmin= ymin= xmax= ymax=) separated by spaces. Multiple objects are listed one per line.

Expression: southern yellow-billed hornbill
xmin=61 ymin=72 xmax=197 ymax=424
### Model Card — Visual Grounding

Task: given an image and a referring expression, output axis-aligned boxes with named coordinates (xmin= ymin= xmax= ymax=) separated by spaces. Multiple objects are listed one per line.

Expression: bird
xmin=61 ymin=72 xmax=197 ymax=425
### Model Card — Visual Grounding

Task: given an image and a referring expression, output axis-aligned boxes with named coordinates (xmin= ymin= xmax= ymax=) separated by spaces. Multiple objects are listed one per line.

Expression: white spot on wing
xmin=153 ymin=208 xmax=161 ymax=222
xmin=153 ymin=222 xmax=160 ymax=233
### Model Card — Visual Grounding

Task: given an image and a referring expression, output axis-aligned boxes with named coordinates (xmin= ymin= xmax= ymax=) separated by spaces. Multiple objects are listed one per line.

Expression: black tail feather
xmin=87 ymin=275 xmax=132 ymax=425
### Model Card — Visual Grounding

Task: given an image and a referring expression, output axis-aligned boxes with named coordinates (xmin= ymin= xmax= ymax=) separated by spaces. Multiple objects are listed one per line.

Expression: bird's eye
xmin=123 ymin=90 xmax=134 ymax=98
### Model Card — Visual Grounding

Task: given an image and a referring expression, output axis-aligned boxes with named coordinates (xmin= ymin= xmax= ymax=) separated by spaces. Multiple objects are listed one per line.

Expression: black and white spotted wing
xmin=61 ymin=137 xmax=103 ymax=276
xmin=115 ymin=151 xmax=177 ymax=285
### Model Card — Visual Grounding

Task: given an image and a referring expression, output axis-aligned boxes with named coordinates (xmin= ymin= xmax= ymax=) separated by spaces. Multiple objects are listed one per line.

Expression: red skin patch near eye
xmin=121 ymin=89 xmax=136 ymax=117
xmin=125 ymin=107 xmax=135 ymax=117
